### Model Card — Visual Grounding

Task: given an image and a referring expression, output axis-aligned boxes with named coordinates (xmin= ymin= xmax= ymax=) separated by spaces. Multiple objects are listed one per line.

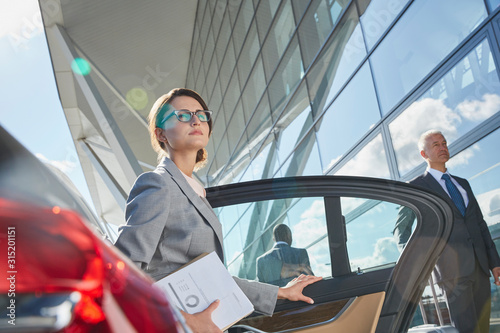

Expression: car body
xmin=0 ymin=126 xmax=187 ymax=333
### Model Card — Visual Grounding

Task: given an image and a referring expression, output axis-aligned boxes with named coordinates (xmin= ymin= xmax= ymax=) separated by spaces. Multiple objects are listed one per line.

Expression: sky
xmin=0 ymin=0 xmax=94 ymax=208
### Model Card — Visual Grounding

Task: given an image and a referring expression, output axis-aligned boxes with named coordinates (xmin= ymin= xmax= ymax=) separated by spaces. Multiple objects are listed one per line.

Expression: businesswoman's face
xmin=156 ymin=95 xmax=210 ymax=156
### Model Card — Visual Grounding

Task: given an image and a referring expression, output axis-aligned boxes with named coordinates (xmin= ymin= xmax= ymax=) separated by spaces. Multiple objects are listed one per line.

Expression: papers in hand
xmin=154 ymin=252 xmax=254 ymax=330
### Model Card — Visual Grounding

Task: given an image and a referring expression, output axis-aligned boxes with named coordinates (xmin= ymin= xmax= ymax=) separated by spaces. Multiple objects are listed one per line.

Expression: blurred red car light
xmin=0 ymin=198 xmax=184 ymax=332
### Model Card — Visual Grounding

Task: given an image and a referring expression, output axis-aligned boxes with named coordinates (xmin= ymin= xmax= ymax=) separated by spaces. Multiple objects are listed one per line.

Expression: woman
xmin=115 ymin=88 xmax=321 ymax=332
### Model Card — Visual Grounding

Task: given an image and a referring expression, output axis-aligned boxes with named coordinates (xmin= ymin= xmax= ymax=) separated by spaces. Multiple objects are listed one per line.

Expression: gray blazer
xmin=394 ymin=172 xmax=500 ymax=282
xmin=115 ymin=157 xmax=278 ymax=315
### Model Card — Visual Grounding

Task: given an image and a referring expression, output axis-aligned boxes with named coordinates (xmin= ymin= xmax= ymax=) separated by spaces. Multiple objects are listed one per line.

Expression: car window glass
xmin=217 ymin=197 xmax=330 ymax=285
xmin=342 ymin=197 xmax=411 ymax=273
xmin=217 ymin=193 xmax=418 ymax=282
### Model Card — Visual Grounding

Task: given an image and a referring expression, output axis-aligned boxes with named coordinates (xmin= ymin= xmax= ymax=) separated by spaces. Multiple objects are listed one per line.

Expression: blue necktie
xmin=441 ymin=174 xmax=466 ymax=216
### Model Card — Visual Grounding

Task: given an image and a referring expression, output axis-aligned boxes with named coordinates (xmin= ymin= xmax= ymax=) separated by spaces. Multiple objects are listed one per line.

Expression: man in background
xmin=256 ymin=224 xmax=313 ymax=287
xmin=394 ymin=129 xmax=500 ymax=332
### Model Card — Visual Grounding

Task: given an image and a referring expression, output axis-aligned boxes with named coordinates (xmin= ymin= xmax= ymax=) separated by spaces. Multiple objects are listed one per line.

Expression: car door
xmin=206 ymin=176 xmax=453 ymax=333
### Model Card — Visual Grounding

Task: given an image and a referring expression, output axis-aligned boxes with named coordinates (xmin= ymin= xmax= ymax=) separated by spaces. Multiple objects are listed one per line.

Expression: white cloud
xmin=476 ymin=188 xmax=500 ymax=226
xmin=447 ymin=144 xmax=480 ymax=170
xmin=36 ymin=153 xmax=76 ymax=174
xmin=389 ymin=98 xmax=461 ymax=174
xmin=292 ymin=200 xmax=327 ymax=248
xmin=456 ymin=93 xmax=500 ymax=122
xmin=335 ymin=134 xmax=389 ymax=178
xmin=349 ymin=237 xmax=399 ymax=270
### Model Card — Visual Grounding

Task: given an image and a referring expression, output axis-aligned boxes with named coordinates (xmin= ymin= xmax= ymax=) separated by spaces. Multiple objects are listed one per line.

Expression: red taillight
xmin=75 ymin=294 xmax=106 ymax=324
xmin=0 ymin=198 xmax=182 ymax=332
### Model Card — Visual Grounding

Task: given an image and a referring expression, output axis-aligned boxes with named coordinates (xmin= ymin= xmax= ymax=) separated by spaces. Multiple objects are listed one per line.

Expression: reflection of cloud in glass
xmin=340 ymin=197 xmax=368 ymax=215
xmin=447 ymin=144 xmax=479 ymax=170
xmin=291 ymin=200 xmax=330 ymax=276
xmin=324 ymin=155 xmax=341 ymax=173
xmin=36 ymin=153 xmax=76 ymax=173
xmin=476 ymin=189 xmax=500 ymax=226
xmin=389 ymin=98 xmax=461 ymax=173
xmin=350 ymin=237 xmax=399 ymax=270
xmin=292 ymin=200 xmax=327 ymax=248
xmin=335 ymin=135 xmax=389 ymax=178
xmin=456 ymin=93 xmax=500 ymax=122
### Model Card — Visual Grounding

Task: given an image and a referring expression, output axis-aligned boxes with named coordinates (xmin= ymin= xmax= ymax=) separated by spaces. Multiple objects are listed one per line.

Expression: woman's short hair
xmin=148 ymin=88 xmax=213 ymax=170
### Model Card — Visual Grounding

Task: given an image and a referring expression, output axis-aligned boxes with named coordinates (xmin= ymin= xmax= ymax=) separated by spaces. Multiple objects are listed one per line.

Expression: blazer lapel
xmin=159 ymin=158 xmax=224 ymax=248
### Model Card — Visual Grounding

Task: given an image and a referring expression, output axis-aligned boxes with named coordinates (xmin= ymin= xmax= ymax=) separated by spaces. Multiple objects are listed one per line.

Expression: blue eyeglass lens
xmin=197 ymin=112 xmax=208 ymax=122
xmin=177 ymin=112 xmax=192 ymax=122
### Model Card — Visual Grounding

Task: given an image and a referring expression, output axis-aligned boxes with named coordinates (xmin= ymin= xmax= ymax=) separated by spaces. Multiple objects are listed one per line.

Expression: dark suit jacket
xmin=394 ymin=171 xmax=500 ymax=282
xmin=256 ymin=243 xmax=312 ymax=287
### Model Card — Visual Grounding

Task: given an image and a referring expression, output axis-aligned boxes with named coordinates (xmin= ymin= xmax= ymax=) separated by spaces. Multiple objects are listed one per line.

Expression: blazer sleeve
xmin=233 ymin=277 xmax=278 ymax=316
xmin=114 ymin=172 xmax=170 ymax=269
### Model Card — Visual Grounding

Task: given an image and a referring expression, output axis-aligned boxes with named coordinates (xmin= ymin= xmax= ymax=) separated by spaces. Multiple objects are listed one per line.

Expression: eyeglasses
xmin=159 ymin=110 xmax=212 ymax=125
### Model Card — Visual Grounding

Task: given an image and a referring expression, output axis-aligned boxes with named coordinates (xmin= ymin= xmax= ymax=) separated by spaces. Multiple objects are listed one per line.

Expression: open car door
xmin=207 ymin=176 xmax=453 ymax=333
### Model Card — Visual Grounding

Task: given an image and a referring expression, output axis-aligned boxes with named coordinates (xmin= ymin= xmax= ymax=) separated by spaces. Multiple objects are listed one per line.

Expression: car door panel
xmin=207 ymin=176 xmax=453 ymax=333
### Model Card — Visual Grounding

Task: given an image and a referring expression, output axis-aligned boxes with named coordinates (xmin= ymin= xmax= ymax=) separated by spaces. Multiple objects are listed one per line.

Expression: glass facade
xmin=187 ymin=0 xmax=500 ymax=328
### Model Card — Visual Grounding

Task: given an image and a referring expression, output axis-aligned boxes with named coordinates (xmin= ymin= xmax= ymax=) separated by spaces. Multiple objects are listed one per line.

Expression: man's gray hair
xmin=418 ymin=129 xmax=444 ymax=151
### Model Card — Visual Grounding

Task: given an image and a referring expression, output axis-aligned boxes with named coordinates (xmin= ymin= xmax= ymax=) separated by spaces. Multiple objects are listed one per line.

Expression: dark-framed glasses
xmin=159 ymin=110 xmax=212 ymax=125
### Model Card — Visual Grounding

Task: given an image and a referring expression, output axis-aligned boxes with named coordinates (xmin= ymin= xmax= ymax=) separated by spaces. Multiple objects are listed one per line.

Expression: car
xmin=0 ymin=125 xmax=188 ymax=333
xmin=0 ymin=124 xmax=457 ymax=332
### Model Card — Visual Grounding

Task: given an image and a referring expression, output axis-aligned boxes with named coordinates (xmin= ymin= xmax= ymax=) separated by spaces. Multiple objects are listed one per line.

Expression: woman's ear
xmin=155 ymin=128 xmax=167 ymax=143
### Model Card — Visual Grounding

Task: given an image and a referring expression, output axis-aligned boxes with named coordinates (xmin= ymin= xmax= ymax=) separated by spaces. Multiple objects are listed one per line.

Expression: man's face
xmin=421 ymin=133 xmax=450 ymax=166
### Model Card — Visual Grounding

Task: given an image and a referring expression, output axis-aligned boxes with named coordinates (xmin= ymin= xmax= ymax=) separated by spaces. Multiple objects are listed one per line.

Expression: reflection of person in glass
xmin=114 ymin=89 xmax=322 ymax=333
xmin=256 ymin=224 xmax=314 ymax=287
xmin=393 ymin=129 xmax=500 ymax=333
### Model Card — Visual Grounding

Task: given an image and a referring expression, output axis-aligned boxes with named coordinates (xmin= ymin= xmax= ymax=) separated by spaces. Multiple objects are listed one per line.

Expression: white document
xmin=154 ymin=252 xmax=254 ymax=330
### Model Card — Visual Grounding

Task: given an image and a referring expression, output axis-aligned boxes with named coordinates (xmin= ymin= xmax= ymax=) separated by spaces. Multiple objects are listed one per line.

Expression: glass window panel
xmin=268 ymin=36 xmax=304 ymax=117
xmin=209 ymin=78 xmax=223 ymax=111
xmin=237 ymin=22 xmax=260 ymax=84
xmin=316 ymin=62 xmax=381 ymax=173
xmin=298 ymin=0 xmax=350 ymax=69
xmin=446 ymin=128 xmax=500 ymax=227
xmin=488 ymin=0 xmax=500 ymax=12
xmin=227 ymin=0 xmax=241 ymax=28
xmin=281 ymin=129 xmax=322 ymax=177
xmin=261 ymin=0 xmax=296 ymax=78
xmin=219 ymin=197 xmax=329 ymax=283
xmin=291 ymin=0 xmax=311 ymax=22
xmin=241 ymin=57 xmax=266 ymax=122
xmin=275 ymin=106 xmax=311 ymax=168
xmin=232 ymin=0 xmax=255 ymax=54
xmin=389 ymin=39 xmax=500 ymax=176
xmin=200 ymin=7 xmax=212 ymax=51
xmin=335 ymin=134 xmax=390 ymax=178
xmin=226 ymin=101 xmax=247 ymax=154
xmin=223 ymin=70 xmax=241 ymax=118
xmin=203 ymin=26 xmax=216 ymax=71
xmin=212 ymin=0 xmax=227 ymax=40
xmin=360 ymin=0 xmax=409 ymax=50
xmin=215 ymin=12 xmax=232 ymax=67
xmin=240 ymin=92 xmax=272 ymax=149
xmin=255 ymin=0 xmax=281 ymax=42
xmin=248 ymin=140 xmax=273 ymax=180
xmin=219 ymin=39 xmax=236 ymax=91
xmin=205 ymin=55 xmax=219 ymax=94
xmin=371 ymin=0 xmax=487 ymax=114
xmin=306 ymin=5 xmax=366 ymax=118
xmin=344 ymin=198 xmax=403 ymax=272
